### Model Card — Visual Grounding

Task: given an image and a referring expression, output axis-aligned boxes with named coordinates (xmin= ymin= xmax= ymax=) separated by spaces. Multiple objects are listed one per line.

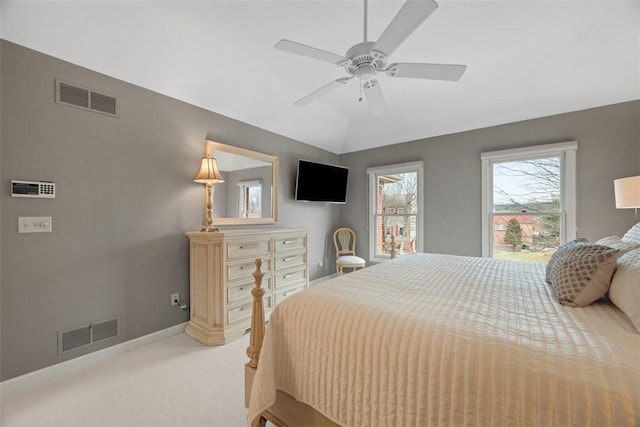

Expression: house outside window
xmin=481 ymin=141 xmax=577 ymax=262
xmin=367 ymin=161 xmax=424 ymax=262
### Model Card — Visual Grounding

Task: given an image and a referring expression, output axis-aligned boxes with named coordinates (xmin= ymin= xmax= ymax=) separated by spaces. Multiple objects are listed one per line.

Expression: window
xmin=481 ymin=141 xmax=577 ymax=262
xmin=237 ymin=180 xmax=262 ymax=219
xmin=367 ymin=161 xmax=424 ymax=262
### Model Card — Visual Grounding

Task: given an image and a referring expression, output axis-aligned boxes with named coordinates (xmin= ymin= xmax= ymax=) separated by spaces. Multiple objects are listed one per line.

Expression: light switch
xmin=18 ymin=216 xmax=53 ymax=233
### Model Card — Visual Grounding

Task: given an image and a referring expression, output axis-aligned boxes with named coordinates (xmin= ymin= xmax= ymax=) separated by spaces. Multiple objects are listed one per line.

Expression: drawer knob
xmin=239 ymin=287 xmax=245 ymax=291
xmin=283 ymin=257 xmax=295 ymax=262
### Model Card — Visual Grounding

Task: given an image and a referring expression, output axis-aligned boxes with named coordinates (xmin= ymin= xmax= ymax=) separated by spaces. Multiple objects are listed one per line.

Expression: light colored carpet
xmin=1 ymin=332 xmax=251 ymax=427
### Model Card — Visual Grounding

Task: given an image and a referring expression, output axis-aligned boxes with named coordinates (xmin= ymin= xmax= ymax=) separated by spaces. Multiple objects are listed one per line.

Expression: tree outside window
xmin=368 ymin=162 xmax=423 ymax=262
xmin=481 ymin=141 xmax=577 ymax=262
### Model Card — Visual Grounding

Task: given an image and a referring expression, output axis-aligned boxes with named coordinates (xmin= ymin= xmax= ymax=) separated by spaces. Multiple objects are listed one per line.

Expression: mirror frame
xmin=209 ymin=140 xmax=279 ymax=226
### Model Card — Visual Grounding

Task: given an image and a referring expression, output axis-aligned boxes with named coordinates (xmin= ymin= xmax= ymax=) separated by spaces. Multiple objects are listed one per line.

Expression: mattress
xmin=248 ymin=253 xmax=640 ymax=426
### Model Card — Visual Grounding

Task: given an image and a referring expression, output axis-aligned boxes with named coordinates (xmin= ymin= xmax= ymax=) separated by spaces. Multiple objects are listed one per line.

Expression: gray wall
xmin=0 ymin=40 xmax=340 ymax=380
xmin=340 ymin=100 xmax=640 ymax=259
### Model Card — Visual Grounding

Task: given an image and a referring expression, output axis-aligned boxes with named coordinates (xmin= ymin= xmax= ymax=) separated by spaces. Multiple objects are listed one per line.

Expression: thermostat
xmin=11 ymin=180 xmax=56 ymax=198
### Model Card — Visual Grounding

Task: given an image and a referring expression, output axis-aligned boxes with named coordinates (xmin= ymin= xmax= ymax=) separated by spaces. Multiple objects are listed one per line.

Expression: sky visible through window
xmin=493 ymin=157 xmax=561 ymax=210
xmin=491 ymin=156 xmax=562 ymax=262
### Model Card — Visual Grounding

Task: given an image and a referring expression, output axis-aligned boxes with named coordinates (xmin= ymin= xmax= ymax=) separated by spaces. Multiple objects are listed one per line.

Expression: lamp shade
xmin=614 ymin=176 xmax=640 ymax=208
xmin=194 ymin=157 xmax=225 ymax=184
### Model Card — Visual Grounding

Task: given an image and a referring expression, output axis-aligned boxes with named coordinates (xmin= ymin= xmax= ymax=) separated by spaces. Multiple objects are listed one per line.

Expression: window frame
xmin=367 ymin=161 xmax=424 ymax=263
xmin=481 ymin=141 xmax=577 ymax=258
xmin=237 ymin=179 xmax=262 ymax=219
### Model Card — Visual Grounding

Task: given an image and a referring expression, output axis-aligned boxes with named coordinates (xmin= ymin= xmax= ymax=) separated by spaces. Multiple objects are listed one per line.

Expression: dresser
xmin=185 ymin=228 xmax=309 ymax=345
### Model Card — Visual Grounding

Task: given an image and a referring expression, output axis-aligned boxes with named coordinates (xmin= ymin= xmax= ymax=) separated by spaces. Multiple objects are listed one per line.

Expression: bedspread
xmin=248 ymin=253 xmax=640 ymax=426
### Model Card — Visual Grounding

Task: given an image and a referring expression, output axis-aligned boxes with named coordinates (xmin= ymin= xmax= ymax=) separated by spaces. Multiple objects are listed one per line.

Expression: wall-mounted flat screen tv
xmin=295 ymin=160 xmax=349 ymax=204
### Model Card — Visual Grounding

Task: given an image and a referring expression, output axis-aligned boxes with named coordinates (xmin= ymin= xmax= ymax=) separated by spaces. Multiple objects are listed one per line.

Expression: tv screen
xmin=295 ymin=160 xmax=349 ymax=203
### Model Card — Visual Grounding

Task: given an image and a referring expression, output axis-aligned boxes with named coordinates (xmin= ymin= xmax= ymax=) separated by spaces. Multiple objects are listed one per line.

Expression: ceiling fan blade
xmin=363 ymin=79 xmax=387 ymax=116
xmin=386 ymin=63 xmax=467 ymax=81
xmin=372 ymin=0 xmax=438 ymax=57
xmin=294 ymin=77 xmax=351 ymax=106
xmin=275 ymin=39 xmax=347 ymax=65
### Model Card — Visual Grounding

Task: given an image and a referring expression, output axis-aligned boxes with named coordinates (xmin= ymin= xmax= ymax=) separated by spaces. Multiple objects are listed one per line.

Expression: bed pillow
xmin=595 ymin=235 xmax=640 ymax=256
xmin=545 ymin=238 xmax=589 ymax=284
xmin=548 ymin=244 xmax=620 ymax=307
xmin=621 ymin=222 xmax=640 ymax=245
xmin=609 ymin=248 xmax=640 ymax=333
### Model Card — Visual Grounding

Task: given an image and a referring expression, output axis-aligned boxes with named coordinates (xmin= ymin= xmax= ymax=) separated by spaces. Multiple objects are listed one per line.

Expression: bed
xmin=245 ymin=243 xmax=640 ymax=426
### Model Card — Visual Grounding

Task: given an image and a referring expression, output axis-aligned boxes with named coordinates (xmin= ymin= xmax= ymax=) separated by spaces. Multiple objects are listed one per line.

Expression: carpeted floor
xmin=1 ymin=332 xmax=251 ymax=427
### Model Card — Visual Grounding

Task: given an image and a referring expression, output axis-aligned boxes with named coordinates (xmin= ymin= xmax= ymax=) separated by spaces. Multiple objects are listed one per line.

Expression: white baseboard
xmin=309 ymin=274 xmax=336 ymax=286
xmin=1 ymin=322 xmax=188 ymax=395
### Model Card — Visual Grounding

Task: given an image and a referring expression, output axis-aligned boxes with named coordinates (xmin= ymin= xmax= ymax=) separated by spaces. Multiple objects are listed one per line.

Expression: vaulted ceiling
xmin=2 ymin=1 xmax=639 ymax=154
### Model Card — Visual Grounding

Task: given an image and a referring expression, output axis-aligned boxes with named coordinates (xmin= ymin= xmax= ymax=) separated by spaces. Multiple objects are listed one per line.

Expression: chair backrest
xmin=333 ymin=227 xmax=357 ymax=258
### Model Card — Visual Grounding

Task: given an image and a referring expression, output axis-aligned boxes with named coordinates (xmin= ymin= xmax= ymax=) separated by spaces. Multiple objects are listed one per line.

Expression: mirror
xmin=208 ymin=140 xmax=278 ymax=225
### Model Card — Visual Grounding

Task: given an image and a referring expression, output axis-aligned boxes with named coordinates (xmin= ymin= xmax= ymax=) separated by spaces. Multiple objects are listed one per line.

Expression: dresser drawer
xmin=227 ymin=295 xmax=272 ymax=325
xmin=226 ymin=239 xmax=271 ymax=261
xmin=274 ymin=286 xmax=304 ymax=305
xmin=274 ymin=235 xmax=306 ymax=253
xmin=274 ymin=266 xmax=307 ymax=289
xmin=226 ymin=276 xmax=272 ymax=305
xmin=274 ymin=252 xmax=306 ymax=271
xmin=226 ymin=257 xmax=272 ymax=282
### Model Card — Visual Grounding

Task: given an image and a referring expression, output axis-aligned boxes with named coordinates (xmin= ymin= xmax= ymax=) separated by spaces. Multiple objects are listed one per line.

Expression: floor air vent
xmin=58 ymin=317 xmax=120 ymax=355
xmin=56 ymin=79 xmax=119 ymax=117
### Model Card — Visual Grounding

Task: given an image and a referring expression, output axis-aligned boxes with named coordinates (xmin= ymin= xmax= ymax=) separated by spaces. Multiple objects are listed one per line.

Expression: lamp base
xmin=201 ymin=226 xmax=221 ymax=232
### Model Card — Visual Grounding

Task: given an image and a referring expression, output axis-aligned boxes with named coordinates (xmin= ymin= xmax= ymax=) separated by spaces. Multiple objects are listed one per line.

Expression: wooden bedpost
xmin=245 ymin=258 xmax=267 ymax=426
xmin=244 ymin=258 xmax=342 ymax=427
xmin=247 ymin=259 xmax=266 ymax=368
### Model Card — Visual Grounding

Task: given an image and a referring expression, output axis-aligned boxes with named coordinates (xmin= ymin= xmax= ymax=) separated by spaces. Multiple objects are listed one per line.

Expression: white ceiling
xmin=2 ymin=1 xmax=639 ymax=154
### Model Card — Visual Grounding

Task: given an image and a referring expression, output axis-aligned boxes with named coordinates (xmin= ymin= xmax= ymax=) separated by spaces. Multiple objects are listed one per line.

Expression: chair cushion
xmin=336 ymin=255 xmax=366 ymax=266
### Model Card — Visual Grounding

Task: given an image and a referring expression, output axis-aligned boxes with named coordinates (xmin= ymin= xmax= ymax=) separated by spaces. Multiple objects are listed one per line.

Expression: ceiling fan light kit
xmin=275 ymin=0 xmax=467 ymax=116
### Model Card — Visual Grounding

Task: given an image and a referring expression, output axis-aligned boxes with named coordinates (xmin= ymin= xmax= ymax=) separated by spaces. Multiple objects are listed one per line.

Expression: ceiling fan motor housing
xmin=344 ymin=42 xmax=387 ymax=81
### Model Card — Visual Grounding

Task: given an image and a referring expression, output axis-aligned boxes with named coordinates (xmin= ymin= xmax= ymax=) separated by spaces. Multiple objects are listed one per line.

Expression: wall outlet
xmin=171 ymin=293 xmax=179 ymax=306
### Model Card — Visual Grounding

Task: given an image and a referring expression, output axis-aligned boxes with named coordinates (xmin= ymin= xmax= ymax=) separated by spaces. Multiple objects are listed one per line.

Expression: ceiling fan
xmin=275 ymin=0 xmax=466 ymax=116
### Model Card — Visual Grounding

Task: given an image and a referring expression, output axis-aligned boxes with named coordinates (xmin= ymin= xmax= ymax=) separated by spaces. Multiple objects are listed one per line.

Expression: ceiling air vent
xmin=58 ymin=317 xmax=120 ymax=355
xmin=56 ymin=79 xmax=119 ymax=117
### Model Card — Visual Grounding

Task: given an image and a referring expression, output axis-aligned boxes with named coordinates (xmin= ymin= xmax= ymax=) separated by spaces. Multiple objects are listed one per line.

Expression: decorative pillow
xmin=621 ymin=222 xmax=640 ymax=245
xmin=548 ymin=244 xmax=620 ymax=307
xmin=609 ymin=249 xmax=640 ymax=333
xmin=595 ymin=235 xmax=640 ymax=256
xmin=545 ymin=238 xmax=589 ymax=284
